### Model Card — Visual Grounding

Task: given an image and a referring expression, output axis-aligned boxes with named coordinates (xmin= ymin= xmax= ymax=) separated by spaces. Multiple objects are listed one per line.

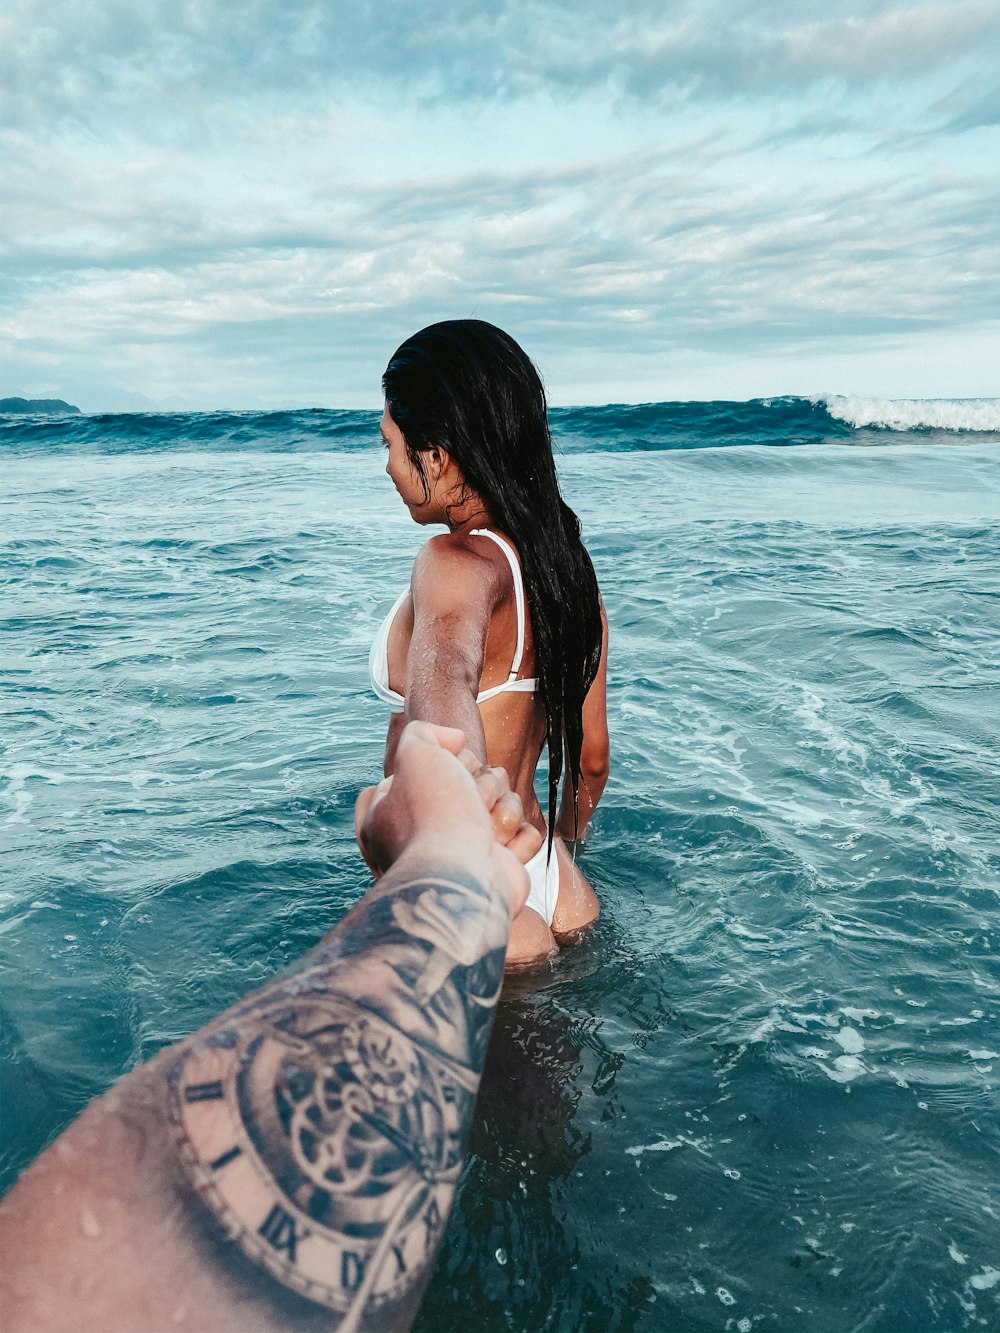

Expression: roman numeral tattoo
xmin=258 ymin=1204 xmax=304 ymax=1263
xmin=183 ymin=1080 xmax=224 ymax=1103
xmin=169 ymin=867 xmax=509 ymax=1326
xmin=340 ymin=1250 xmax=364 ymax=1293
xmin=208 ymin=1146 xmax=241 ymax=1171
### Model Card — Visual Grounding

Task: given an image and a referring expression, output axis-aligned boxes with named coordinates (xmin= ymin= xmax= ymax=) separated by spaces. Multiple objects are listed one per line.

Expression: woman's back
xmin=376 ymin=528 xmax=548 ymax=823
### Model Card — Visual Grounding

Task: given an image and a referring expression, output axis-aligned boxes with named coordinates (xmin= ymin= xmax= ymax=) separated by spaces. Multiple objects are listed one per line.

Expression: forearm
xmin=406 ymin=674 xmax=487 ymax=764
xmin=0 ymin=844 xmax=511 ymax=1333
xmin=558 ymin=602 xmax=610 ymax=845
xmin=556 ymin=764 xmax=608 ymax=843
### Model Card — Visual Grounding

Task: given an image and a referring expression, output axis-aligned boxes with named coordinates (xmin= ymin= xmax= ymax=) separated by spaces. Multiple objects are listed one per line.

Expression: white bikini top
xmin=369 ymin=528 xmax=539 ymax=714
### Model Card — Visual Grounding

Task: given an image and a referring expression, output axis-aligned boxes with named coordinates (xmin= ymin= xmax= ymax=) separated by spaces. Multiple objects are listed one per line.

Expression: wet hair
xmin=382 ymin=318 xmax=602 ymax=845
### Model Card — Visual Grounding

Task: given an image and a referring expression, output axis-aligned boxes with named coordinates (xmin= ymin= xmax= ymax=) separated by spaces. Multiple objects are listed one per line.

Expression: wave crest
xmin=820 ymin=396 xmax=1000 ymax=433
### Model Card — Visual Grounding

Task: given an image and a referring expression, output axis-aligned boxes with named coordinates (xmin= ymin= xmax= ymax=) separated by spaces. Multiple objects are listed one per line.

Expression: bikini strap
xmin=468 ymin=528 xmax=526 ymax=681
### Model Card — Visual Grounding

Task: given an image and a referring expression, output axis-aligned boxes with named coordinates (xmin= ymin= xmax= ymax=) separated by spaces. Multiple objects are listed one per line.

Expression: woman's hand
xmin=455 ymin=756 xmax=543 ymax=867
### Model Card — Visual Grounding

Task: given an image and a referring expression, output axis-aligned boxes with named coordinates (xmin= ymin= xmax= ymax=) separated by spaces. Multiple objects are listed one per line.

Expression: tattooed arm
xmin=0 ymin=722 xmax=538 ymax=1333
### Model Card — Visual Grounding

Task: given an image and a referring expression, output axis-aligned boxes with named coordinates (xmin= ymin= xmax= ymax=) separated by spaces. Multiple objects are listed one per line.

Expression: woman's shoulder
xmin=417 ymin=529 xmax=518 ymax=572
xmin=411 ymin=531 xmax=508 ymax=612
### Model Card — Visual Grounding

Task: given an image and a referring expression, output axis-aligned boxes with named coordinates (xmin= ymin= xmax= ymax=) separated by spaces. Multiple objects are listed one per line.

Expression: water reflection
xmin=415 ymin=982 xmax=658 ymax=1333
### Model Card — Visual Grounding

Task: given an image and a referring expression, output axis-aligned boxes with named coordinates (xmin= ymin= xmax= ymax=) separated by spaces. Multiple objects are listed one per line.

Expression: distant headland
xmin=0 ymin=397 xmax=81 ymax=414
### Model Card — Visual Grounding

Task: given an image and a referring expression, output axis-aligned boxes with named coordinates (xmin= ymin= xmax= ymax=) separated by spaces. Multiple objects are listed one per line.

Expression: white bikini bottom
xmin=523 ymin=840 xmax=560 ymax=927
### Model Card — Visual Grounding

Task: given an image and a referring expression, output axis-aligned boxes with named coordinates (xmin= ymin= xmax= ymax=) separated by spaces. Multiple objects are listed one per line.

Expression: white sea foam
xmin=833 ymin=1027 xmax=865 ymax=1055
xmin=819 ymin=396 xmax=1000 ymax=433
xmin=626 ymin=1134 xmax=710 ymax=1159
xmin=841 ymin=1007 xmax=880 ymax=1024
xmin=822 ymin=1054 xmax=866 ymax=1083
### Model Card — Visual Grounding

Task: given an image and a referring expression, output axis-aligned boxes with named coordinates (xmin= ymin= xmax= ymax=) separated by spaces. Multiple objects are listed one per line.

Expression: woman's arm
xmin=0 ymin=723 xmax=535 ymax=1333
xmin=557 ymin=597 xmax=610 ymax=844
xmin=402 ymin=536 xmax=499 ymax=765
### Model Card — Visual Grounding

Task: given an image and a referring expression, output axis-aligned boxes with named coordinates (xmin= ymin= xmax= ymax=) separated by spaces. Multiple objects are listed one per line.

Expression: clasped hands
xmin=354 ymin=721 xmax=542 ymax=920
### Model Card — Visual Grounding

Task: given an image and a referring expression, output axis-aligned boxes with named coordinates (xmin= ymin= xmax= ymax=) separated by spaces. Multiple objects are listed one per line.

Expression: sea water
xmin=2 ymin=397 xmax=999 ymax=1332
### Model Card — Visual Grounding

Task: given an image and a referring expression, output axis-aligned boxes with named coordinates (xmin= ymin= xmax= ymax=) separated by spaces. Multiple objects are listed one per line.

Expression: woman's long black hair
xmin=382 ymin=318 xmax=602 ymax=844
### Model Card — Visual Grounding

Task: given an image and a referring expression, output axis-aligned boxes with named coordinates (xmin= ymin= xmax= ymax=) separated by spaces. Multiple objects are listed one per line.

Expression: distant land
xmin=0 ymin=397 xmax=81 ymax=414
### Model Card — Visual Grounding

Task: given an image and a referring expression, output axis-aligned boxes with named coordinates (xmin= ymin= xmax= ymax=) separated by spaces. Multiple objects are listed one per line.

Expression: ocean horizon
xmin=3 ymin=392 xmax=1000 ymax=447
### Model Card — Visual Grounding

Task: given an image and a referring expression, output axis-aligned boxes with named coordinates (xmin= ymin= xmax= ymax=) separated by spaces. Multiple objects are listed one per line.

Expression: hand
xmin=451 ymin=755 xmax=543 ymax=868
xmin=354 ymin=722 xmax=540 ymax=913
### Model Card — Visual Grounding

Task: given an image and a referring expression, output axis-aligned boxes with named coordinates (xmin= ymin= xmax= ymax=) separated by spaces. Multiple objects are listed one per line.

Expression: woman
xmin=370 ymin=319 xmax=610 ymax=968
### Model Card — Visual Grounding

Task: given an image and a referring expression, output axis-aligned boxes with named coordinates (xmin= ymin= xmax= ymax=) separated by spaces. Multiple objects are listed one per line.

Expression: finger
xmin=354 ymin=776 xmax=394 ymax=873
xmin=471 ymin=764 xmax=513 ymax=812
xmin=489 ymin=791 xmax=525 ymax=844
xmin=401 ymin=720 xmax=467 ymax=756
xmin=506 ymin=821 xmax=544 ymax=865
xmin=451 ymin=753 xmax=511 ymax=799
xmin=453 ymin=745 xmax=486 ymax=778
xmin=353 ymin=782 xmax=379 ymax=845
xmin=492 ymin=847 xmax=531 ymax=917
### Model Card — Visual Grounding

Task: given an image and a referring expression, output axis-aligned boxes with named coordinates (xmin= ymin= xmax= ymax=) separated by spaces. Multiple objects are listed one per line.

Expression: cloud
xmin=2 ymin=1 xmax=998 ymax=406
xmin=3 ymin=0 xmax=998 ymax=131
xmin=5 ymin=118 xmax=996 ymax=404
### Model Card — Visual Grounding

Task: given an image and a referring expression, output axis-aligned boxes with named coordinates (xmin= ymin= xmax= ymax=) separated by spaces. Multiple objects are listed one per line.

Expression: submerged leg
xmin=505 ymin=906 xmax=557 ymax=971
xmin=550 ymin=838 xmax=600 ymax=940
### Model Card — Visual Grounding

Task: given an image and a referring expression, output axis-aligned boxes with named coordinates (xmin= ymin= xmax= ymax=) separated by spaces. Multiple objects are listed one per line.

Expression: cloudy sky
xmin=2 ymin=1 xmax=998 ymax=411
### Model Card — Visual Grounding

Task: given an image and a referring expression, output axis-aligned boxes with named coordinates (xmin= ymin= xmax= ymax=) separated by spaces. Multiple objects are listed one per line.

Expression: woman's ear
xmin=426 ymin=444 xmax=449 ymax=480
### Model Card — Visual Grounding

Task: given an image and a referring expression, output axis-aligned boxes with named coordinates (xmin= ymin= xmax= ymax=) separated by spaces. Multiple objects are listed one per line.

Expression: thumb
xmin=354 ymin=775 xmax=395 ymax=875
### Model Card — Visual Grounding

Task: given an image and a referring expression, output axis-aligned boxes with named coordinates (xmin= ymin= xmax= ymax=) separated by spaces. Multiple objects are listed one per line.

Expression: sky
xmin=2 ymin=0 xmax=998 ymax=411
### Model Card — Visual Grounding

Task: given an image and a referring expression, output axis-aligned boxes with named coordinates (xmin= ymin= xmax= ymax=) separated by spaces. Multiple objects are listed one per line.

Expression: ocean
xmin=2 ymin=396 xmax=999 ymax=1332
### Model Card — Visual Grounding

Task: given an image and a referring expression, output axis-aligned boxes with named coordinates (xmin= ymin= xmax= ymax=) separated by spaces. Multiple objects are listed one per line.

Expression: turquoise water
xmin=2 ymin=400 xmax=999 ymax=1331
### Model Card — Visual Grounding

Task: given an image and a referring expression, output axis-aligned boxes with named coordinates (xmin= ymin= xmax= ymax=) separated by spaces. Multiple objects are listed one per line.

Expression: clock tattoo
xmin=170 ymin=993 xmax=477 ymax=1320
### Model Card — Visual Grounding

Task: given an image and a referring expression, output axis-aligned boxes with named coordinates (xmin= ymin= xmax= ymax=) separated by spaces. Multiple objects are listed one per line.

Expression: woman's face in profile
xmin=380 ymin=406 xmax=426 ymax=517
